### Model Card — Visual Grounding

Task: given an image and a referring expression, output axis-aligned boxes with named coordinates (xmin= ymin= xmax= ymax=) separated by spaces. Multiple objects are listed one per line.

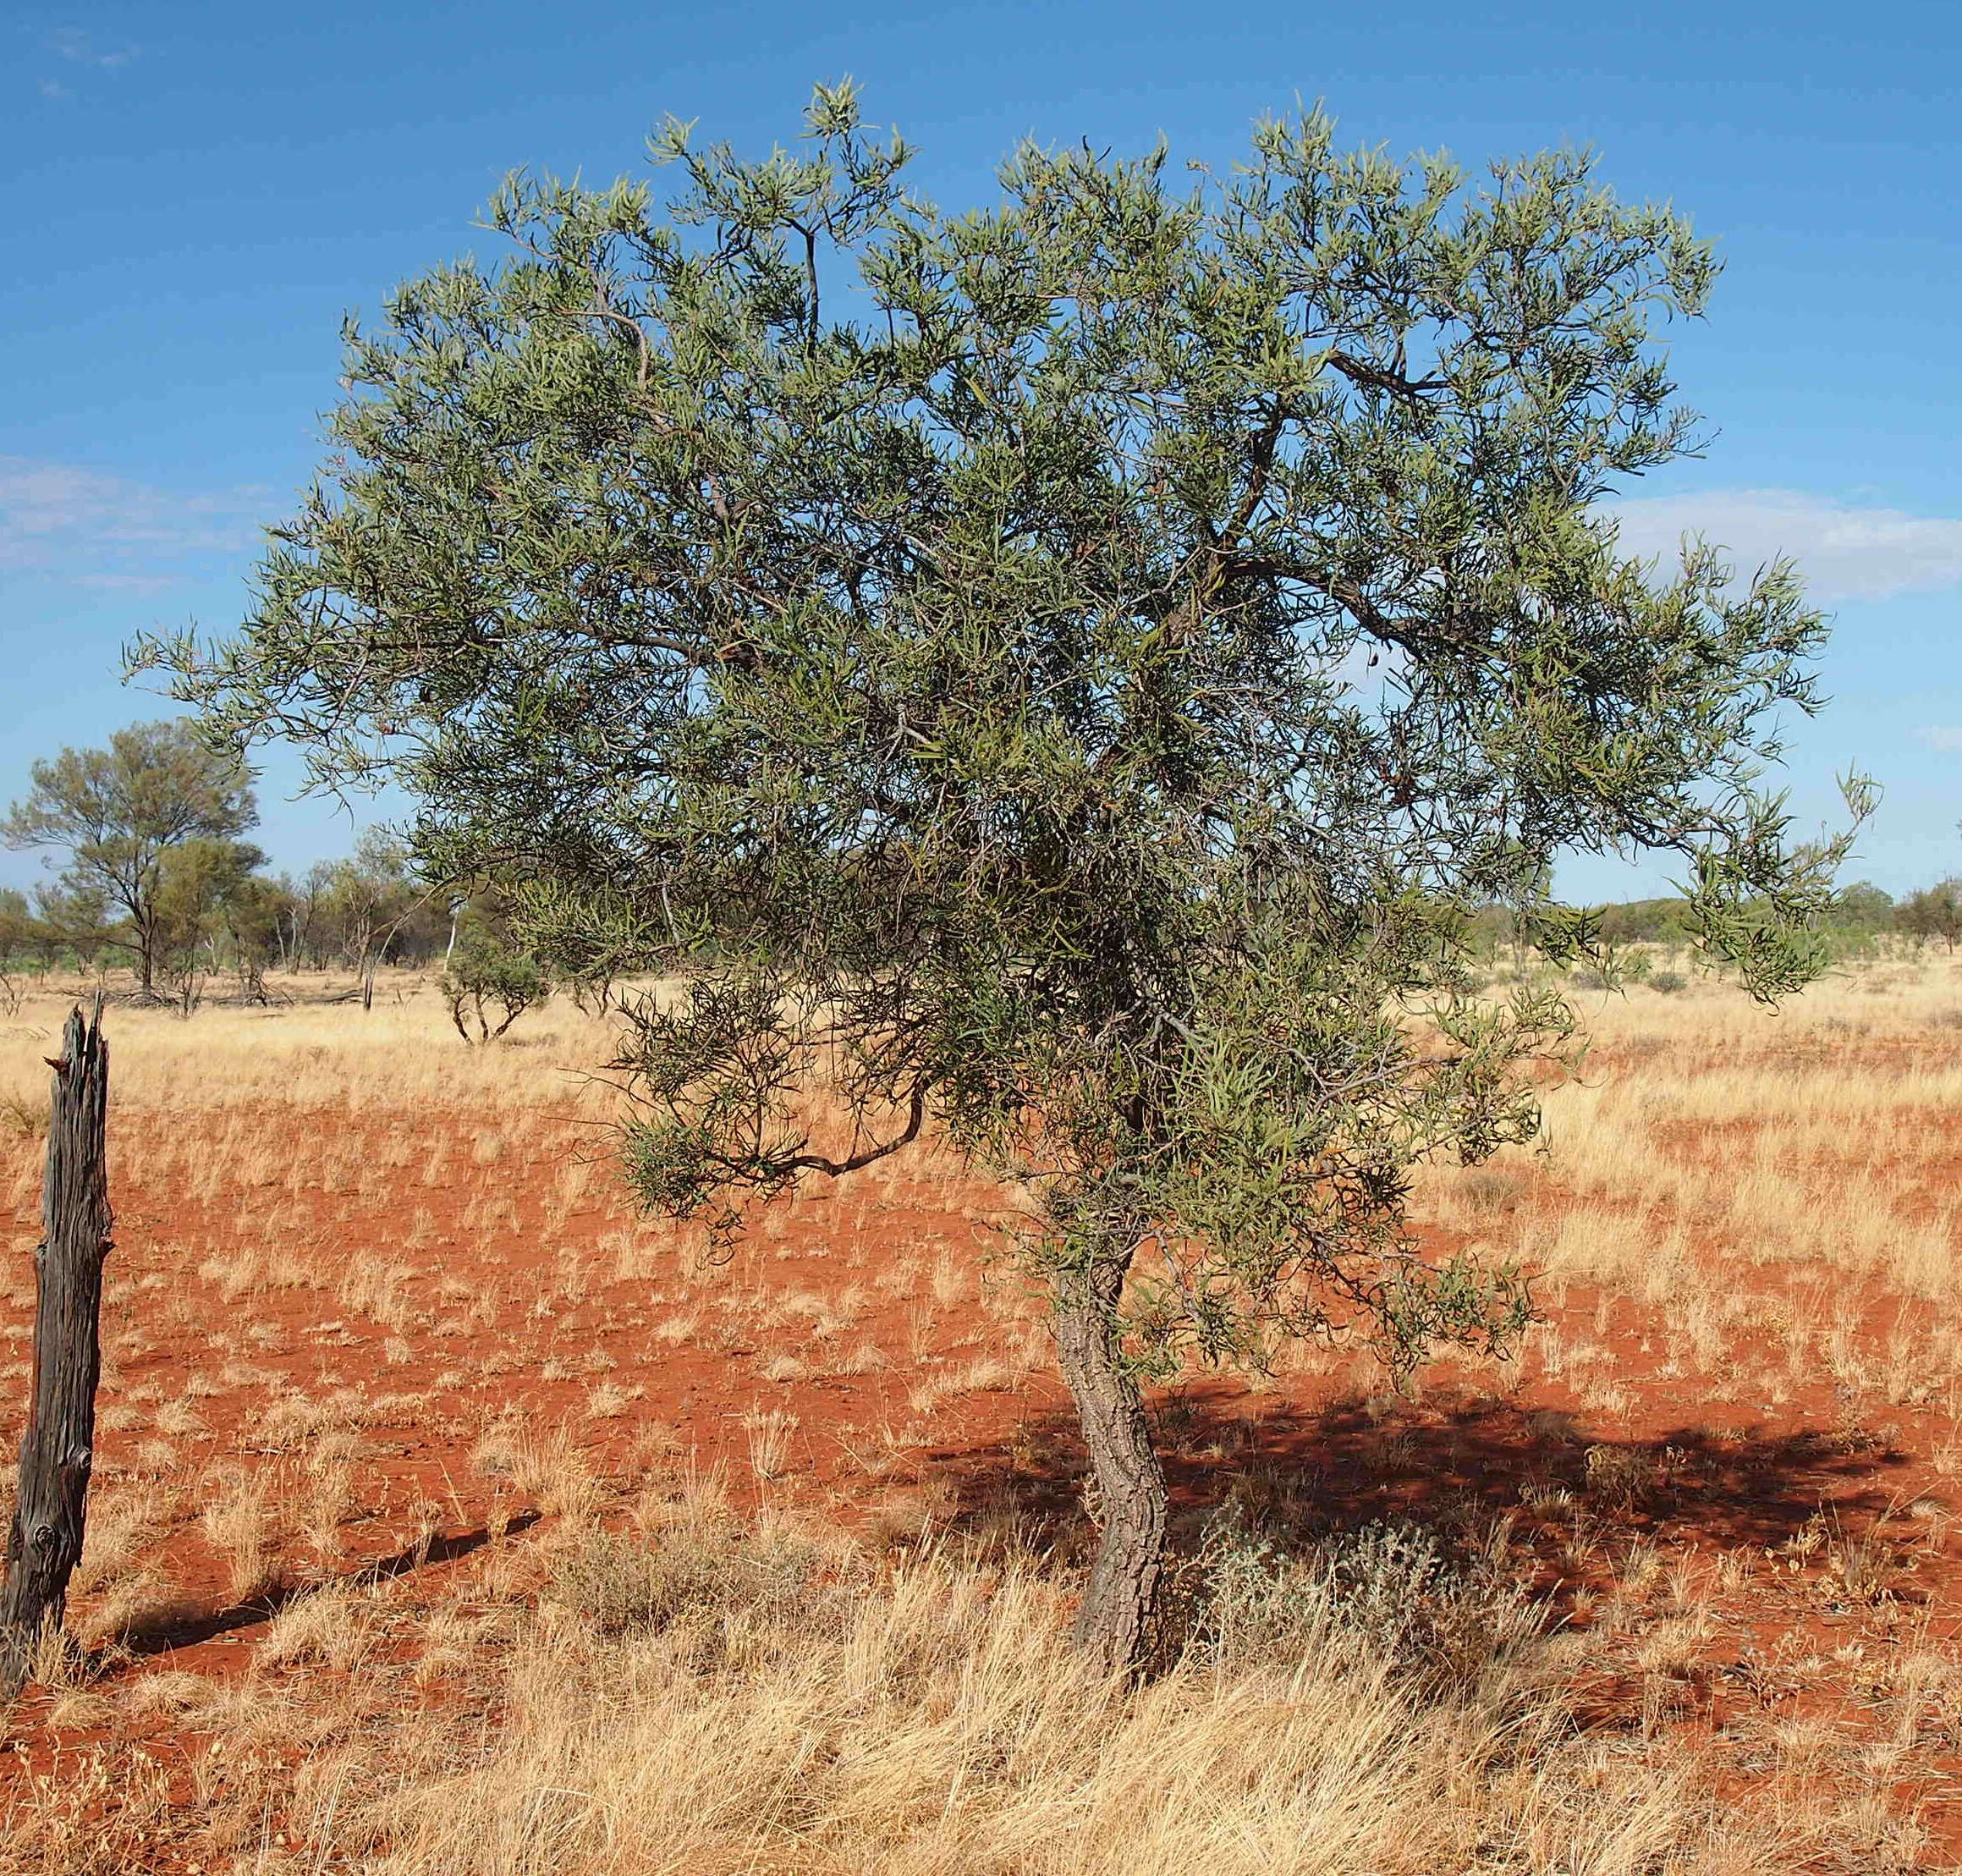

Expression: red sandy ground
xmin=3 ymin=1049 xmax=1960 ymax=1868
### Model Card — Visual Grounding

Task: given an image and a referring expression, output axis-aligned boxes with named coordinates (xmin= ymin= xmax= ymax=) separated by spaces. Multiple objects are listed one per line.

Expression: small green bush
xmin=1194 ymin=1512 xmax=1535 ymax=1691
xmin=442 ymin=938 xmax=551 ymax=1043
xmin=1649 ymin=970 xmax=1686 ymax=995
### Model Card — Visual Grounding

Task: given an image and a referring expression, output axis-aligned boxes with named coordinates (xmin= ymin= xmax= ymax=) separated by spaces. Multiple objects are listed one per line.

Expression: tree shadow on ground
xmin=929 ymin=1385 xmax=1922 ymax=1588
xmin=112 ymin=1511 xmax=542 ymax=1661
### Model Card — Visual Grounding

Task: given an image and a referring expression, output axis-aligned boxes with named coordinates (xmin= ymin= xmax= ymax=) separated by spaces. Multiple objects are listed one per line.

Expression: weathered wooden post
xmin=0 ymin=999 xmax=112 ymax=1695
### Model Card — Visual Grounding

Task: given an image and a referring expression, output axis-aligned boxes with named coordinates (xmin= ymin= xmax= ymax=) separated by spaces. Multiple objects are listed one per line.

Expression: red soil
xmin=3 ymin=1072 xmax=1961 ymax=1866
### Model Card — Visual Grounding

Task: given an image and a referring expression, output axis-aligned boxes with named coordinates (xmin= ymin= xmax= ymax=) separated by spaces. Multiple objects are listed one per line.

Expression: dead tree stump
xmin=0 ymin=999 xmax=112 ymax=1695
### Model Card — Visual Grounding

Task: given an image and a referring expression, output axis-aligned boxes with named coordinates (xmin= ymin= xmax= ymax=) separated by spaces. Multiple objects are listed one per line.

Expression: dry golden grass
xmin=0 ymin=971 xmax=620 ymax=1125
xmin=4 ymin=955 xmax=1962 ymax=1867
xmin=1410 ymin=943 xmax=1962 ymax=1415
xmin=0 ymin=1499 xmax=1901 ymax=1875
xmin=364 ymin=1551 xmax=1788 ymax=1875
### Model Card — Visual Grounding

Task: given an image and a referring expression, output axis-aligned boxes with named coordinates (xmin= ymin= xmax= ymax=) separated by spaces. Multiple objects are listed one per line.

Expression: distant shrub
xmin=1569 ymin=969 xmax=1608 ymax=992
xmin=1649 ymin=971 xmax=1686 ymax=995
xmin=1193 ymin=1512 xmax=1535 ymax=1692
xmin=547 ymin=1521 xmax=846 ymax=1670
xmin=442 ymin=938 xmax=550 ymax=1043
xmin=0 ymin=1090 xmax=44 ymax=1139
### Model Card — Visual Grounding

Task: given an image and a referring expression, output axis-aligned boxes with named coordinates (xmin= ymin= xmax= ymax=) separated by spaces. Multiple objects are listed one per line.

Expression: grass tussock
xmin=5 ymin=956 xmax=1962 ymax=1869
xmin=235 ymin=1516 xmax=1811 ymax=1876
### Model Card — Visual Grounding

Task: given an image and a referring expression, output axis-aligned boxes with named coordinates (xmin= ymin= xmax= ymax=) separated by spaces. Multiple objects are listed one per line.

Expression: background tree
xmin=1833 ymin=882 xmax=1894 ymax=933
xmin=309 ymin=827 xmax=451 ymax=990
xmin=28 ymin=882 xmax=110 ymax=974
xmin=321 ymin=828 xmax=406 ymax=976
xmin=217 ymin=871 xmax=293 ymax=999
xmin=277 ymin=860 xmax=337 ymax=970
xmin=1595 ymin=897 xmax=1695 ymax=946
xmin=442 ymin=929 xmax=551 ymax=1043
xmin=3 ymin=720 xmax=257 ymax=997
xmin=1898 ymin=880 xmax=1962 ymax=950
xmin=150 ymin=837 xmax=276 ymax=1004
xmin=0 ymin=888 xmax=27 ymax=1013
xmin=140 ymin=88 xmax=1866 ymax=1669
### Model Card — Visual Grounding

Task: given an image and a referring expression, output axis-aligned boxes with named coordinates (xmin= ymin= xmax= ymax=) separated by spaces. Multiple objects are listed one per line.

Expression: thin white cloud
xmin=1915 ymin=728 xmax=1962 ymax=753
xmin=0 ymin=457 xmax=269 ymax=586
xmin=47 ymin=29 xmax=140 ymax=69
xmin=1600 ymin=488 xmax=1962 ymax=603
xmin=37 ymin=77 xmax=73 ymax=101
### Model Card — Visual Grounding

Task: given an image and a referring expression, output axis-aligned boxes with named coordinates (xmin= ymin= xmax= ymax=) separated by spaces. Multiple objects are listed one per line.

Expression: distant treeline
xmin=3 ymin=716 xmax=1955 ymax=999
xmin=0 ymin=720 xmax=542 ymax=1004
xmin=11 ymin=869 xmax=1961 ymax=990
xmin=0 ymin=829 xmax=483 ymax=985
xmin=1470 ymin=879 xmax=1960 ymax=956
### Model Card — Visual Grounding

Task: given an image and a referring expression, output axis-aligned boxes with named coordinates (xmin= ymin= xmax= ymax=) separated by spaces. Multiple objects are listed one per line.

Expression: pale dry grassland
xmin=0 ymin=1469 xmax=1871 ymax=1876
xmin=0 ymin=956 xmax=1959 ymax=1871
xmin=278 ymin=1523 xmax=1825 ymax=1876
xmin=0 ymin=981 xmax=621 ymax=1122
xmin=1412 ymin=945 xmax=1962 ymax=1423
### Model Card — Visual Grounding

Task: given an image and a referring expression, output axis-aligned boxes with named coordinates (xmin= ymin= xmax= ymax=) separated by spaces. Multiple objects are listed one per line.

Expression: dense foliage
xmin=0 ymin=726 xmax=460 ymax=996
xmin=2 ymin=719 xmax=256 ymax=995
xmin=137 ymin=86 xmax=1864 ymax=1663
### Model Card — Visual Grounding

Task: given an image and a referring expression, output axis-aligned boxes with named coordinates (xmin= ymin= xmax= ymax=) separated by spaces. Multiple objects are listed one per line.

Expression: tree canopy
xmin=3 ymin=718 xmax=258 ymax=996
xmin=139 ymin=85 xmax=1864 ymax=1666
xmin=1899 ymin=879 xmax=1962 ymax=950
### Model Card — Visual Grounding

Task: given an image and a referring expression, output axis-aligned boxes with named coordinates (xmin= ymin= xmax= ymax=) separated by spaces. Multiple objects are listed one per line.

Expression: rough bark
xmin=133 ymin=904 xmax=157 ymax=996
xmin=0 ymin=1001 xmax=112 ymax=1695
xmin=1053 ymin=1251 xmax=1168 ymax=1675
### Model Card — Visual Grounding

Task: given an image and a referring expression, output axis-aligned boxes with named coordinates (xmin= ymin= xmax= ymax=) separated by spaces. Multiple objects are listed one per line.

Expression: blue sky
xmin=3 ymin=1 xmax=1958 ymax=901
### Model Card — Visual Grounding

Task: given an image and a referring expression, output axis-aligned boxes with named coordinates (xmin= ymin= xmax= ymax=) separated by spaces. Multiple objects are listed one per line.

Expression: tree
xmin=150 ymin=837 xmax=274 ymax=1004
xmin=139 ymin=88 xmax=1865 ymax=1670
xmin=1823 ymin=879 xmax=1893 ymax=957
xmin=3 ymin=720 xmax=257 ymax=997
xmin=0 ymin=888 xmax=28 ymax=1014
xmin=29 ymin=881 xmax=110 ymax=972
xmin=1833 ymin=881 xmax=1893 ymax=932
xmin=313 ymin=827 xmax=449 ymax=995
xmin=217 ymin=871 xmax=292 ymax=1000
xmin=1596 ymin=897 xmax=1694 ymax=946
xmin=443 ymin=933 xmax=551 ymax=1043
xmin=1898 ymin=880 xmax=1962 ymax=950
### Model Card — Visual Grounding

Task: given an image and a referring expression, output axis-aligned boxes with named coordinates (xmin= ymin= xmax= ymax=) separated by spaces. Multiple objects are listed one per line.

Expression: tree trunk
xmin=0 ymin=1000 xmax=112 ymax=1695
xmin=1052 ymin=1252 xmax=1167 ymax=1676
xmin=132 ymin=895 xmax=158 ymax=997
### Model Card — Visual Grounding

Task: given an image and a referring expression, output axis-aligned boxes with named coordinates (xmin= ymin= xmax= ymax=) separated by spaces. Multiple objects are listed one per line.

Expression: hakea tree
xmin=136 ymin=84 xmax=1866 ymax=1669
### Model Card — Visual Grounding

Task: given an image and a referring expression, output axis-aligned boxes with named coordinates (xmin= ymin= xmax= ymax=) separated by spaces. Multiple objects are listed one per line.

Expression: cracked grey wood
xmin=1 ymin=999 xmax=112 ymax=1695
